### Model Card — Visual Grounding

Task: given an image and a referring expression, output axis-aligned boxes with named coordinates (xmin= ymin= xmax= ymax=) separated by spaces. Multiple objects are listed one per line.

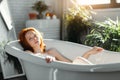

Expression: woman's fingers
xmin=93 ymin=46 xmax=104 ymax=52
xmin=97 ymin=47 xmax=104 ymax=51
xmin=45 ymin=56 xmax=55 ymax=63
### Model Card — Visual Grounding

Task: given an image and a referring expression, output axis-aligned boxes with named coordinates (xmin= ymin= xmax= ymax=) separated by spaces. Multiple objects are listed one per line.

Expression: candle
xmin=52 ymin=15 xmax=57 ymax=19
xmin=46 ymin=16 xmax=51 ymax=19
xmin=46 ymin=13 xmax=51 ymax=19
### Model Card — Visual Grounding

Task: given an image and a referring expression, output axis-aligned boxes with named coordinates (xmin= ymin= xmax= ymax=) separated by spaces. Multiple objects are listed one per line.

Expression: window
xmin=117 ymin=0 xmax=120 ymax=3
xmin=76 ymin=0 xmax=110 ymax=5
xmin=76 ymin=0 xmax=120 ymax=9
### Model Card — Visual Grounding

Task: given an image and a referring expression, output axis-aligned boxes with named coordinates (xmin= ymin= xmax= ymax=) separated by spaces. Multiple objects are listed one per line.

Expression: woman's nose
xmin=34 ymin=36 xmax=38 ymax=40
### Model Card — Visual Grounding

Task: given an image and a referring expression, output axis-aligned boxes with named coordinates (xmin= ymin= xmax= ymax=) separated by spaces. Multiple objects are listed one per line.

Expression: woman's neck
xmin=33 ymin=47 xmax=42 ymax=53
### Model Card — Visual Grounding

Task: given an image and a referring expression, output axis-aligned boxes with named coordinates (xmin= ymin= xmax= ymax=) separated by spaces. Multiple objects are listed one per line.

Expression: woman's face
xmin=25 ymin=30 xmax=41 ymax=48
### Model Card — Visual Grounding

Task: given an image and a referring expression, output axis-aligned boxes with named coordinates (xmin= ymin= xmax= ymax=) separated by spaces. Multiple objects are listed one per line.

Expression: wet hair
xmin=18 ymin=27 xmax=46 ymax=52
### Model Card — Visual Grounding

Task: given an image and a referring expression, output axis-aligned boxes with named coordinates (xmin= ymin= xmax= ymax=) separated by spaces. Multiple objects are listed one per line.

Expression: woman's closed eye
xmin=29 ymin=37 xmax=33 ymax=41
xmin=29 ymin=35 xmax=37 ymax=41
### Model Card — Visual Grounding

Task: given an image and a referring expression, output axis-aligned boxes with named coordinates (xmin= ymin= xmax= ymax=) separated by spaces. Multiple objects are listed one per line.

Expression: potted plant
xmin=32 ymin=1 xmax=48 ymax=19
xmin=84 ymin=18 xmax=120 ymax=52
xmin=29 ymin=11 xmax=38 ymax=20
xmin=64 ymin=4 xmax=95 ymax=43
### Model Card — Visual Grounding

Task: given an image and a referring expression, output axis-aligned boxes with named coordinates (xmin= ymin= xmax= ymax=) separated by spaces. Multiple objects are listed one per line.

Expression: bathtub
xmin=5 ymin=39 xmax=120 ymax=80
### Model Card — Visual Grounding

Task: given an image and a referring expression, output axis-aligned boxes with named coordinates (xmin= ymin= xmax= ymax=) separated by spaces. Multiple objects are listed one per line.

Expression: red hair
xmin=18 ymin=27 xmax=46 ymax=53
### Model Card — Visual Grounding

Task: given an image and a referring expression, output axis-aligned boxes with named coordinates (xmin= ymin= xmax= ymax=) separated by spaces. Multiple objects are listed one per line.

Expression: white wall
xmin=7 ymin=0 xmax=62 ymax=37
xmin=93 ymin=8 xmax=120 ymax=21
xmin=8 ymin=0 xmax=39 ymax=36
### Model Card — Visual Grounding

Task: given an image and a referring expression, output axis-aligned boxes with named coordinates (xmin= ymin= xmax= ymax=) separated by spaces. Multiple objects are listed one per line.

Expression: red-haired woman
xmin=18 ymin=27 xmax=103 ymax=64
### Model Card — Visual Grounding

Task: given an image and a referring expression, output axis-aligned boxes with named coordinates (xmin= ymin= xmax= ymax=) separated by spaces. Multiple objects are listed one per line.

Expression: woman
xmin=18 ymin=27 xmax=103 ymax=64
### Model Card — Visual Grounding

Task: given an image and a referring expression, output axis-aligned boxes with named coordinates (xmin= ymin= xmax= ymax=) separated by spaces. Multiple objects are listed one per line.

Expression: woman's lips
xmin=35 ymin=41 xmax=39 ymax=44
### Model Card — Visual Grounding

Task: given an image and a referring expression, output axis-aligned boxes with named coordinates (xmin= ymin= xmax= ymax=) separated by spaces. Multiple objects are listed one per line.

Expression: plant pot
xmin=29 ymin=13 xmax=37 ymax=20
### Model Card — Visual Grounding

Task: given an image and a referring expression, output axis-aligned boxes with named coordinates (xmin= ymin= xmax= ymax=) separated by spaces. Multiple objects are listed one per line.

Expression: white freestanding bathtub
xmin=5 ymin=39 xmax=120 ymax=80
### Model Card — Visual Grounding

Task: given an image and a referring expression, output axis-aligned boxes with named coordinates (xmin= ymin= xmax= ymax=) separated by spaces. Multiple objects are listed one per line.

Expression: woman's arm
xmin=82 ymin=52 xmax=91 ymax=59
xmin=82 ymin=46 xmax=103 ymax=59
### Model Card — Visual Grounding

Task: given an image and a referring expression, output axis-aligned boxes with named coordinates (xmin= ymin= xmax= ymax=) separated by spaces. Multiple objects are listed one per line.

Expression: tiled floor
xmin=0 ymin=73 xmax=27 ymax=80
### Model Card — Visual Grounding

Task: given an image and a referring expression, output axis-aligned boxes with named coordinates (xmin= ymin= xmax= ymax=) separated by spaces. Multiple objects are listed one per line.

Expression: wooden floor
xmin=0 ymin=73 xmax=27 ymax=80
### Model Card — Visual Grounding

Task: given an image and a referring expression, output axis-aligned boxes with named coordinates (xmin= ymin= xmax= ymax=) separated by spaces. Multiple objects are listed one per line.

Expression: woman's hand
xmin=89 ymin=46 xmax=104 ymax=55
xmin=45 ymin=55 xmax=56 ymax=63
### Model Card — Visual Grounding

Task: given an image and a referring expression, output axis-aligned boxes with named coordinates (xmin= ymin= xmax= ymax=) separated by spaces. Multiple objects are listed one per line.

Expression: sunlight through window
xmin=116 ymin=0 xmax=120 ymax=3
xmin=76 ymin=0 xmax=110 ymax=5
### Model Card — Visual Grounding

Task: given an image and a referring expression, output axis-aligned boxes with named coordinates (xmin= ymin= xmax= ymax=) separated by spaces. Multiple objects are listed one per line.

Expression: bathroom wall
xmin=7 ymin=0 xmax=38 ymax=36
xmin=7 ymin=0 xmax=63 ymax=37
xmin=93 ymin=8 xmax=120 ymax=21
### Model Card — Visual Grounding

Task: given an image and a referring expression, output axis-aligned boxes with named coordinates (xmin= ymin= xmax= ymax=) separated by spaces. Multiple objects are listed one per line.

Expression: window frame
xmin=86 ymin=0 xmax=120 ymax=9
